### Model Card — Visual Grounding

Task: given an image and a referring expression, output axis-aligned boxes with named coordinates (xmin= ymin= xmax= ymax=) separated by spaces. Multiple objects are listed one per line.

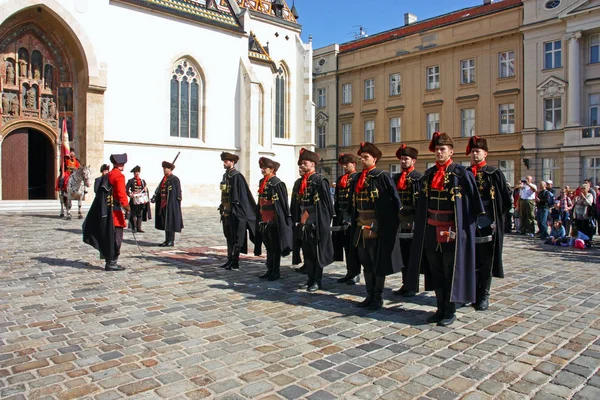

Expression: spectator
xmin=546 ymin=180 xmax=556 ymax=205
xmin=544 ymin=220 xmax=566 ymax=245
xmin=550 ymin=200 xmax=561 ymax=224
xmin=572 ymin=183 xmax=595 ymax=245
xmin=557 ymin=187 xmax=573 ymax=232
xmin=513 ymin=184 xmax=521 ymax=233
xmin=505 ymin=182 xmax=514 ymax=233
xmin=535 ymin=181 xmax=552 ymax=240
xmin=566 ymin=226 xmax=590 ymax=248
xmin=518 ymin=176 xmax=537 ymax=236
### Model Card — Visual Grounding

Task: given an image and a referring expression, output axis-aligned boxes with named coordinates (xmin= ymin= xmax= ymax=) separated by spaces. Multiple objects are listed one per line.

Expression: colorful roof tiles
xmin=339 ymin=0 xmax=522 ymax=53
xmin=237 ymin=0 xmax=298 ymax=23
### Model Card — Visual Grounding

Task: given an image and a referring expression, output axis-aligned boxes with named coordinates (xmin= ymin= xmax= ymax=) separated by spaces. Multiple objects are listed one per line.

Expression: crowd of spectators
xmin=509 ymin=176 xmax=598 ymax=249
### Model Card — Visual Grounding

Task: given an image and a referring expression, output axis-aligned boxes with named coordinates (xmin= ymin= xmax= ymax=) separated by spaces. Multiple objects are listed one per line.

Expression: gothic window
xmin=275 ymin=65 xmax=287 ymax=139
xmin=170 ymin=59 xmax=203 ymax=139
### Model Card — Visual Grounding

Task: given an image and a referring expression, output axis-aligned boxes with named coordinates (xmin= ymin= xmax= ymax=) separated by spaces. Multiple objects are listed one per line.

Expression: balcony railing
xmin=582 ymin=126 xmax=600 ymax=138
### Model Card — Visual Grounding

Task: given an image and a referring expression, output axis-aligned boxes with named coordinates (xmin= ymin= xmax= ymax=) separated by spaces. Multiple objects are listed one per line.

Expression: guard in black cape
xmin=153 ymin=161 xmax=183 ymax=247
xmin=94 ymin=164 xmax=110 ymax=193
xmin=83 ymin=153 xmax=131 ymax=271
xmin=254 ymin=157 xmax=293 ymax=281
xmin=126 ymin=165 xmax=151 ymax=233
xmin=352 ymin=142 xmax=403 ymax=310
xmin=392 ymin=144 xmax=422 ymax=297
xmin=406 ymin=132 xmax=487 ymax=326
xmin=332 ymin=153 xmax=361 ymax=285
xmin=290 ymin=163 xmax=306 ymax=272
xmin=292 ymin=148 xmax=334 ymax=292
xmin=466 ymin=136 xmax=511 ymax=311
xmin=219 ymin=152 xmax=257 ymax=270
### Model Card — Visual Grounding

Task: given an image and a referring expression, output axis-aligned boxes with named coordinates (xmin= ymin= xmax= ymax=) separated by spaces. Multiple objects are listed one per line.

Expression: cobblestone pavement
xmin=2 ymin=207 xmax=600 ymax=400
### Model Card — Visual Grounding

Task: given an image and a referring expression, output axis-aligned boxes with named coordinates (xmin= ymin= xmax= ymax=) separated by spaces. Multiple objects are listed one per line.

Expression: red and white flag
xmin=61 ymin=118 xmax=69 ymax=171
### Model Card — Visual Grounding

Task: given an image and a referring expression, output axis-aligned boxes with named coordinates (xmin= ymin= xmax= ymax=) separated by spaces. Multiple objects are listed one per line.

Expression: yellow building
xmin=314 ymin=0 xmax=524 ymax=186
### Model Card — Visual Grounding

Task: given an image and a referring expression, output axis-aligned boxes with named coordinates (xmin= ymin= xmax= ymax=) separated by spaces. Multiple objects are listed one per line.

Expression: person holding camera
xmin=535 ymin=181 xmax=552 ymax=240
xmin=518 ymin=176 xmax=537 ymax=236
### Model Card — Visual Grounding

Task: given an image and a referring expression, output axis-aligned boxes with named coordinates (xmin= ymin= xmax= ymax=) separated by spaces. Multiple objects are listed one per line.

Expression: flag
xmin=61 ymin=118 xmax=69 ymax=172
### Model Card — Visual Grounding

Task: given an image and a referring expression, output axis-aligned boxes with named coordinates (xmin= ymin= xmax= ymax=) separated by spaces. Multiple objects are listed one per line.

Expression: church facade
xmin=0 ymin=0 xmax=314 ymax=205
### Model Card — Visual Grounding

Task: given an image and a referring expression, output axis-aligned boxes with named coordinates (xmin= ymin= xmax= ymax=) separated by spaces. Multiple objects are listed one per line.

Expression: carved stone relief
xmin=315 ymin=111 xmax=329 ymax=127
xmin=5 ymin=60 xmax=15 ymax=85
xmin=537 ymin=78 xmax=566 ymax=98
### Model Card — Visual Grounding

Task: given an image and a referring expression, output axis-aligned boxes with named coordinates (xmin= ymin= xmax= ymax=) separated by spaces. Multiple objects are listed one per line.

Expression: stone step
xmin=0 ymin=200 xmax=91 ymax=213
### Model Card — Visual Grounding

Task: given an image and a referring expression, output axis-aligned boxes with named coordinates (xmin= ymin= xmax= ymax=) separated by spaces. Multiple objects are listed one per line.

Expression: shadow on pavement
xmin=33 ymin=256 xmax=102 ymax=271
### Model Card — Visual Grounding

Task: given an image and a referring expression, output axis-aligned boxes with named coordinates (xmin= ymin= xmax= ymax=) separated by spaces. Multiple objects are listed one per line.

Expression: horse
xmin=59 ymin=165 xmax=92 ymax=220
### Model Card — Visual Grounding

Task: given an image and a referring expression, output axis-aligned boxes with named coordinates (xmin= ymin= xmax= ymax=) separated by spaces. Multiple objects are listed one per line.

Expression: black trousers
xmin=111 ymin=227 xmax=123 ymax=263
xmin=301 ymin=235 xmax=322 ymax=284
xmin=343 ymin=231 xmax=361 ymax=277
xmin=423 ymin=225 xmax=455 ymax=296
xmin=222 ymin=217 xmax=243 ymax=257
xmin=263 ymin=224 xmax=281 ymax=264
xmin=475 ymin=240 xmax=494 ymax=294
xmin=357 ymin=244 xmax=385 ymax=299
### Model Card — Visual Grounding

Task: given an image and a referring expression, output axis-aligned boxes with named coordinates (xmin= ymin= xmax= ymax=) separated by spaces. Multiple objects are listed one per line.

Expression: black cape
xmin=221 ymin=169 xmax=256 ymax=253
xmin=154 ymin=174 xmax=184 ymax=232
xmin=254 ymin=176 xmax=293 ymax=257
xmin=332 ymin=171 xmax=359 ymax=261
xmin=82 ymin=175 xmax=116 ymax=261
xmin=126 ymin=178 xmax=151 ymax=223
xmin=290 ymin=177 xmax=303 ymax=265
xmin=350 ymin=169 xmax=403 ymax=276
xmin=407 ymin=163 xmax=485 ymax=303
xmin=468 ymin=165 xmax=511 ymax=278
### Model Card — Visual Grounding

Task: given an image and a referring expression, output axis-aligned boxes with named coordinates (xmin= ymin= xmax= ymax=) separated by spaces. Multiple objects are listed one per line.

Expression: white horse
xmin=59 ymin=165 xmax=92 ymax=220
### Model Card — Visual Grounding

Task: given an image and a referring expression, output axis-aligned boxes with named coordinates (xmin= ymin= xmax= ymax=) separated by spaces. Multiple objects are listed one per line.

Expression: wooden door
xmin=2 ymin=128 xmax=29 ymax=200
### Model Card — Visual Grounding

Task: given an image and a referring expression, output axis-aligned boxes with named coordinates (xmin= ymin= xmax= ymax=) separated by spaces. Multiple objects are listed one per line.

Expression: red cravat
xmin=470 ymin=161 xmax=486 ymax=177
xmin=431 ymin=159 xmax=452 ymax=191
xmin=355 ymin=166 xmax=376 ymax=193
xmin=397 ymin=166 xmax=415 ymax=190
xmin=135 ymin=177 xmax=142 ymax=186
xmin=299 ymin=171 xmax=315 ymax=195
xmin=259 ymin=174 xmax=273 ymax=194
xmin=339 ymin=172 xmax=353 ymax=189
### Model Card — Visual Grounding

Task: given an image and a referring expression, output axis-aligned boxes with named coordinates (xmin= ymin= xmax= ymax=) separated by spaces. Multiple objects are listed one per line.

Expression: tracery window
xmin=275 ymin=65 xmax=287 ymax=139
xmin=170 ymin=59 xmax=203 ymax=139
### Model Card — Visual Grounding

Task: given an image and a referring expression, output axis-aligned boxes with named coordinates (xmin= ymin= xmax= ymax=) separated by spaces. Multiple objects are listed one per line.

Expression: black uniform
xmin=393 ymin=168 xmax=422 ymax=295
xmin=219 ymin=168 xmax=256 ymax=269
xmin=154 ymin=174 xmax=184 ymax=245
xmin=126 ymin=177 xmax=150 ymax=232
xmin=254 ymin=175 xmax=293 ymax=280
xmin=468 ymin=163 xmax=510 ymax=310
xmin=332 ymin=171 xmax=360 ymax=282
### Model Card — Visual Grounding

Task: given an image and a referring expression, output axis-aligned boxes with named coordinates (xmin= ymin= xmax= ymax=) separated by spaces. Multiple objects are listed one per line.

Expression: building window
xmin=342 ymin=83 xmax=352 ymax=104
xmin=584 ymin=157 xmax=600 ymax=185
xmin=544 ymin=40 xmax=562 ymax=69
xmin=542 ymin=158 xmax=559 ymax=184
xmin=461 ymin=108 xmax=475 ymax=137
xmin=591 ymin=34 xmax=599 ymax=64
xmin=170 ymin=59 xmax=203 ymax=139
xmin=390 ymin=117 xmax=401 ymax=143
xmin=364 ymin=120 xmax=374 ymax=142
xmin=364 ymin=79 xmax=374 ymax=101
xmin=544 ymin=98 xmax=562 ymax=130
xmin=590 ymin=93 xmax=599 ymax=126
xmin=342 ymin=123 xmax=352 ymax=146
xmin=427 ymin=66 xmax=440 ymax=90
xmin=499 ymin=51 xmax=515 ymax=78
xmin=316 ymin=88 xmax=326 ymax=108
xmin=498 ymin=160 xmax=515 ymax=186
xmin=499 ymin=103 xmax=515 ymax=133
xmin=317 ymin=126 xmax=326 ymax=148
xmin=390 ymin=164 xmax=400 ymax=175
xmin=426 ymin=162 xmax=436 ymax=170
xmin=275 ymin=66 xmax=287 ymax=138
xmin=426 ymin=112 xmax=440 ymax=139
xmin=461 ymin=161 xmax=472 ymax=168
xmin=389 ymin=73 xmax=401 ymax=96
xmin=460 ymin=59 xmax=475 ymax=84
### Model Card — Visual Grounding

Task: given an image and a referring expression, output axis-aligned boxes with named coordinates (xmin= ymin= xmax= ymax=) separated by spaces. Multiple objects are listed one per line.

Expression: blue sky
xmin=295 ymin=0 xmax=488 ymax=49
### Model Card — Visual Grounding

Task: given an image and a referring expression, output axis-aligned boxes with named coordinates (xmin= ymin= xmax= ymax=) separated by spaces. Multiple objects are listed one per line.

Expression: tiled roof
xmin=248 ymin=31 xmax=276 ymax=68
xmin=339 ymin=0 xmax=522 ymax=53
xmin=237 ymin=0 xmax=298 ymax=23
xmin=116 ymin=0 xmax=243 ymax=31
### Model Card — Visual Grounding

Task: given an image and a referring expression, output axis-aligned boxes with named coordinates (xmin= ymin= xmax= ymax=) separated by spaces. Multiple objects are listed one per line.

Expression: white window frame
xmin=364 ymin=79 xmax=375 ymax=101
xmin=590 ymin=34 xmax=599 ymax=64
xmin=542 ymin=158 xmax=559 ymax=184
xmin=317 ymin=126 xmax=326 ymax=148
xmin=461 ymin=108 xmax=475 ymax=137
xmin=544 ymin=98 xmax=562 ymax=130
xmin=590 ymin=93 xmax=600 ymax=126
xmin=544 ymin=40 xmax=562 ymax=69
xmin=364 ymin=120 xmax=375 ymax=142
xmin=316 ymin=88 xmax=326 ymax=108
xmin=498 ymin=160 xmax=515 ymax=186
xmin=426 ymin=112 xmax=440 ymax=140
xmin=342 ymin=83 xmax=352 ymax=104
xmin=390 ymin=117 xmax=401 ymax=143
xmin=499 ymin=103 xmax=515 ymax=134
xmin=389 ymin=73 xmax=401 ymax=96
xmin=390 ymin=164 xmax=401 ymax=175
xmin=342 ymin=123 xmax=352 ymax=146
xmin=427 ymin=66 xmax=440 ymax=90
xmin=499 ymin=51 xmax=515 ymax=78
xmin=460 ymin=59 xmax=475 ymax=84
xmin=584 ymin=157 xmax=600 ymax=186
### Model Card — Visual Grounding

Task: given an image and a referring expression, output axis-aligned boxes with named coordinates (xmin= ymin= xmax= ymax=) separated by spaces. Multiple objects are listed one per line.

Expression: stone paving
xmin=1 ymin=207 xmax=600 ymax=400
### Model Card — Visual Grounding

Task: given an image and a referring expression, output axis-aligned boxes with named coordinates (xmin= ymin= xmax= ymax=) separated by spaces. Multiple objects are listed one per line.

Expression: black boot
xmin=438 ymin=296 xmax=457 ymax=327
xmin=136 ymin=216 xmax=144 ymax=233
xmin=368 ymin=276 xmax=385 ymax=310
xmin=476 ymin=274 xmax=492 ymax=311
xmin=426 ymin=289 xmax=445 ymax=323
xmin=268 ymin=254 xmax=281 ymax=281
xmin=225 ymin=251 xmax=239 ymax=270
xmin=259 ymin=253 xmax=272 ymax=279
xmin=105 ymin=260 xmax=125 ymax=271
xmin=295 ymin=265 xmax=307 ymax=273
xmin=337 ymin=274 xmax=352 ymax=283
xmin=165 ymin=231 xmax=174 ymax=247
xmin=356 ymin=272 xmax=374 ymax=308
xmin=346 ymin=275 xmax=360 ymax=285
xmin=220 ymin=257 xmax=232 ymax=269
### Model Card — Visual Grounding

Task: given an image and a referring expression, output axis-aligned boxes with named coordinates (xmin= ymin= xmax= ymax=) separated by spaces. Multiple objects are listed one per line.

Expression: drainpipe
xmin=335 ymin=52 xmax=339 ymax=179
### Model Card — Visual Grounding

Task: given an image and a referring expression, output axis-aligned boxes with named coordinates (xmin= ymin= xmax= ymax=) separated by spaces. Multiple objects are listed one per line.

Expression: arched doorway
xmin=1 ymin=126 xmax=54 ymax=200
